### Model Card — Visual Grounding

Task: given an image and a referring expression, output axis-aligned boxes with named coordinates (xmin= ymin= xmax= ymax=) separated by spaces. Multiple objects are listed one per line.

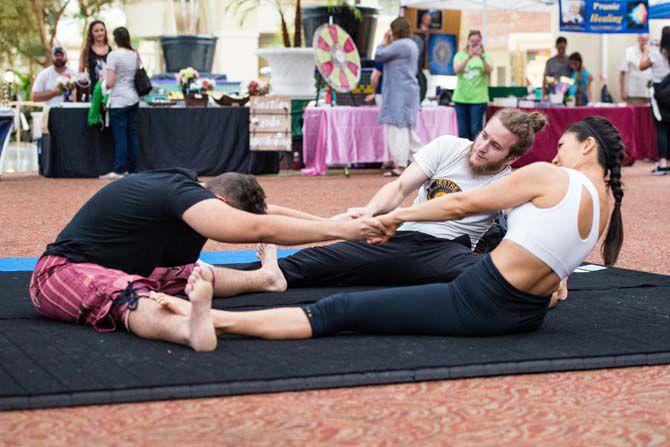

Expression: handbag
xmin=134 ymin=53 xmax=152 ymax=96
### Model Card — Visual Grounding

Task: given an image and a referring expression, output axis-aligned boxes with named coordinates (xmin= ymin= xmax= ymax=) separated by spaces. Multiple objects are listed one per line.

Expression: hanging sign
xmin=559 ymin=0 xmax=649 ymax=33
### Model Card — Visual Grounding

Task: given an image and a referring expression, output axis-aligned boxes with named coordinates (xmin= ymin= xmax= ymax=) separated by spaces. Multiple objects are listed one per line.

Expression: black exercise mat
xmin=1 ymin=267 xmax=669 ymax=411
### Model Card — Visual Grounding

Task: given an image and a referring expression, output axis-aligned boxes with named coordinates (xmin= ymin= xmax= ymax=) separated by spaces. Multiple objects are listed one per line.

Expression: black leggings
xmin=303 ymin=255 xmax=550 ymax=337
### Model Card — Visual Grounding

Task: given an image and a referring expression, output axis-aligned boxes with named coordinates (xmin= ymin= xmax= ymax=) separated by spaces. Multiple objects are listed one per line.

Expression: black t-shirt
xmin=88 ymin=46 xmax=112 ymax=88
xmin=44 ymin=168 xmax=216 ymax=276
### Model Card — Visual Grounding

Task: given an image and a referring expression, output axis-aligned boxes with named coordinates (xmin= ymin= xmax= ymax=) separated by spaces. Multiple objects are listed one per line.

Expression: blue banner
xmin=559 ymin=0 xmax=649 ymax=33
xmin=650 ymin=0 xmax=670 ymax=18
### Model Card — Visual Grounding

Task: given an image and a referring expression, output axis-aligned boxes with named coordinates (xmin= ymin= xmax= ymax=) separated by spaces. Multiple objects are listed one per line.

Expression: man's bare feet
xmin=185 ymin=266 xmax=217 ymax=351
xmin=149 ymin=291 xmax=191 ymax=316
xmin=256 ymin=244 xmax=288 ymax=293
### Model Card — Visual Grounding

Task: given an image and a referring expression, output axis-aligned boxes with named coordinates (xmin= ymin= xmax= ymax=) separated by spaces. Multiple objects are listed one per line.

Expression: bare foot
xmin=256 ymin=244 xmax=288 ymax=293
xmin=148 ymin=291 xmax=191 ymax=316
xmin=556 ymin=278 xmax=568 ymax=301
xmin=549 ymin=278 xmax=569 ymax=309
xmin=185 ymin=266 xmax=217 ymax=352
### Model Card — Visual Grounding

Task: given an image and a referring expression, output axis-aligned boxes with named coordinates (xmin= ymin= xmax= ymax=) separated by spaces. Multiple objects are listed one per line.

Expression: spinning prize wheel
xmin=313 ymin=24 xmax=361 ymax=93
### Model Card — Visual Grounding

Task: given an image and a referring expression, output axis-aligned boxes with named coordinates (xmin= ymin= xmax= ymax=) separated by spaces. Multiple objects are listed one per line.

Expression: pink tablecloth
xmin=486 ymin=105 xmax=658 ymax=167
xmin=302 ymin=106 xmax=458 ymax=176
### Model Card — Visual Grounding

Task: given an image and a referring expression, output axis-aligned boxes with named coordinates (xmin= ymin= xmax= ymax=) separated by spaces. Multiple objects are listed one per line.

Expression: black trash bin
xmin=160 ymin=35 xmax=218 ymax=73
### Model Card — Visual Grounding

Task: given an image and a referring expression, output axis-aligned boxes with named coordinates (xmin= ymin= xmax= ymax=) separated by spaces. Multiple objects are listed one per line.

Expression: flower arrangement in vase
xmin=193 ymin=78 xmax=216 ymax=93
xmin=176 ymin=67 xmax=199 ymax=96
xmin=247 ymin=80 xmax=270 ymax=96
xmin=183 ymin=76 xmax=216 ymax=107
xmin=56 ymin=74 xmax=76 ymax=101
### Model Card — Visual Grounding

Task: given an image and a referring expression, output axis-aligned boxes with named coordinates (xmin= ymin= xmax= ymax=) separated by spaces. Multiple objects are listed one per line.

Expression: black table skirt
xmin=0 ymin=116 xmax=12 ymax=162
xmin=39 ymin=107 xmax=278 ymax=178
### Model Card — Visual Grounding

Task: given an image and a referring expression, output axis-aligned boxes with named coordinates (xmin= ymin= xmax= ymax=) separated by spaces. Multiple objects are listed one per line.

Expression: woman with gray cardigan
xmin=375 ymin=17 xmax=422 ymax=177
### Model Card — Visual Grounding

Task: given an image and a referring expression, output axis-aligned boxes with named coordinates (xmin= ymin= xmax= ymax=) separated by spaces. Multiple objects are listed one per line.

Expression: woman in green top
xmin=453 ymin=30 xmax=493 ymax=140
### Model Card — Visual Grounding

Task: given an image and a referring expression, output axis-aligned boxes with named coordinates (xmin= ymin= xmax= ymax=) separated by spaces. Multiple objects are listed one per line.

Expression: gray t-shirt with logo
xmin=398 ymin=135 xmax=511 ymax=248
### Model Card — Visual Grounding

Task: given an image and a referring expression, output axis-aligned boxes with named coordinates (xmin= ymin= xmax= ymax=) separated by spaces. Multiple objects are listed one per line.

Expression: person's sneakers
xmin=651 ymin=166 xmax=670 ymax=176
xmin=99 ymin=171 xmax=124 ymax=180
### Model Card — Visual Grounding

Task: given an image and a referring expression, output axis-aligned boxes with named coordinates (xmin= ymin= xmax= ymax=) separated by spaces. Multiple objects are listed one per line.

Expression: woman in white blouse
xmin=100 ymin=27 xmax=140 ymax=180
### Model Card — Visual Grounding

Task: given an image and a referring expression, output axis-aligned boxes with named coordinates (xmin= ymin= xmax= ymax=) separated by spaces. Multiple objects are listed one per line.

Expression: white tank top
xmin=504 ymin=168 xmax=600 ymax=279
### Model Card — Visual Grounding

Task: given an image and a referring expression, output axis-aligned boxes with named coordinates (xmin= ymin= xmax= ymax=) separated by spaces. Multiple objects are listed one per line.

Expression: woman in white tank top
xmin=378 ymin=115 xmax=624 ymax=306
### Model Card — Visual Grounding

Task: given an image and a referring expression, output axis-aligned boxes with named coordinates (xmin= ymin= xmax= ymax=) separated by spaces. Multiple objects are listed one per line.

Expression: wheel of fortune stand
xmin=313 ymin=24 xmax=362 ymax=177
xmin=313 ymin=24 xmax=361 ymax=94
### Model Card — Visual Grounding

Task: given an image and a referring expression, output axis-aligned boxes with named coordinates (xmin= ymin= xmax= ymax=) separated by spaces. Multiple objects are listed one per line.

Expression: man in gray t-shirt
xmin=542 ymin=36 xmax=570 ymax=99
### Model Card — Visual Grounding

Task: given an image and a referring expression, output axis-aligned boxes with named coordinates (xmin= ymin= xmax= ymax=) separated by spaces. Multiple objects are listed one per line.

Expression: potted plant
xmin=302 ymin=1 xmax=379 ymax=60
xmin=226 ymin=0 xmax=317 ymax=98
xmin=177 ymin=67 xmax=217 ymax=107
xmin=188 ymin=77 xmax=216 ymax=107
xmin=160 ymin=0 xmax=218 ymax=73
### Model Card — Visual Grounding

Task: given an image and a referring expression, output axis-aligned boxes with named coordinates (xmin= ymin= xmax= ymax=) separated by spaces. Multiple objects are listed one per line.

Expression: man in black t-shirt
xmin=29 ymin=168 xmax=386 ymax=351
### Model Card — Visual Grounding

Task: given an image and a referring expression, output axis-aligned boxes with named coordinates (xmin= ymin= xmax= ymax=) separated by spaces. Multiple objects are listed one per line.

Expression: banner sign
xmin=559 ymin=0 xmax=649 ymax=33
xmin=249 ymin=96 xmax=292 ymax=152
xmin=650 ymin=0 xmax=670 ymax=18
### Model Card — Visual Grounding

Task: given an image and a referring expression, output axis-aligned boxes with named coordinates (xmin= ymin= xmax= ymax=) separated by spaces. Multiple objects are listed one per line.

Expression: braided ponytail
xmin=566 ymin=116 xmax=624 ymax=265
xmin=602 ymin=128 xmax=624 ymax=266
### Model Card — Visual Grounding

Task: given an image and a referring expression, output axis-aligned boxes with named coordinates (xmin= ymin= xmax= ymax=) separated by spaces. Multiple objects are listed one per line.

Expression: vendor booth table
xmin=39 ymin=106 xmax=278 ymax=178
xmin=486 ymin=105 xmax=657 ymax=167
xmin=301 ymin=105 xmax=458 ymax=176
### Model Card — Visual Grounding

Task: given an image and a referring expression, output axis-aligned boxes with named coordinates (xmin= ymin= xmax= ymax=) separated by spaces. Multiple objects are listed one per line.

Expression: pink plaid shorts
xmin=29 ymin=255 xmax=197 ymax=332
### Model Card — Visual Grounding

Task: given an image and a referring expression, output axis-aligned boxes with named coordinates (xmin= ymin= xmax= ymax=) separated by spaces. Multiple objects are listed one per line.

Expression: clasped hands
xmin=332 ymin=206 xmax=401 ymax=244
